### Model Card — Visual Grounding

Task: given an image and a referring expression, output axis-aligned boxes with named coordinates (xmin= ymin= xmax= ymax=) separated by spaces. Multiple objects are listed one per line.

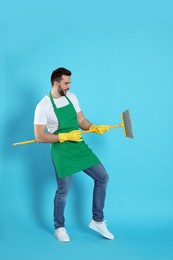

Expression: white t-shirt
xmin=34 ymin=92 xmax=81 ymax=133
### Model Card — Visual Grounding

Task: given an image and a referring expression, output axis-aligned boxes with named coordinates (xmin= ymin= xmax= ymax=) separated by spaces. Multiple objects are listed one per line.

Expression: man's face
xmin=57 ymin=75 xmax=71 ymax=96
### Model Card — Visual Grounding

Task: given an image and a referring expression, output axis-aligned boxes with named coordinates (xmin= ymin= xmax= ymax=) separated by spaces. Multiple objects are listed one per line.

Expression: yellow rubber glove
xmin=58 ymin=130 xmax=83 ymax=143
xmin=89 ymin=125 xmax=110 ymax=134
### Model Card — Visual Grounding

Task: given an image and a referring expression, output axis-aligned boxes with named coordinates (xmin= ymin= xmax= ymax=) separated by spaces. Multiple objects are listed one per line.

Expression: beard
xmin=57 ymin=85 xmax=66 ymax=96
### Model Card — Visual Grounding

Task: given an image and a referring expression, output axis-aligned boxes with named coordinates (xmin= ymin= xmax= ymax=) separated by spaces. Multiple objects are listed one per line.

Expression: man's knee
xmin=97 ymin=168 xmax=109 ymax=187
xmin=56 ymin=176 xmax=70 ymax=199
xmin=101 ymin=172 xmax=109 ymax=186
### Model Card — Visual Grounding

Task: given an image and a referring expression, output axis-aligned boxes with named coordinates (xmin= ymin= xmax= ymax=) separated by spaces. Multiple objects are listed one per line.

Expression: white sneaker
xmin=88 ymin=219 xmax=114 ymax=240
xmin=54 ymin=227 xmax=70 ymax=242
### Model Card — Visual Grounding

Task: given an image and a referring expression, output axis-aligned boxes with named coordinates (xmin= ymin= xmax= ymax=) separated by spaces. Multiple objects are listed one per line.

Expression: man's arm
xmin=77 ymin=111 xmax=92 ymax=130
xmin=34 ymin=124 xmax=59 ymax=143
xmin=77 ymin=111 xmax=110 ymax=135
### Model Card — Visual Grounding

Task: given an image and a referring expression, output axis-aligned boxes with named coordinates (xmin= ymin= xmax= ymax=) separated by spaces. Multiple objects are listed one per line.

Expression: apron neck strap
xmin=65 ymin=95 xmax=72 ymax=104
xmin=49 ymin=91 xmax=57 ymax=111
xmin=49 ymin=91 xmax=72 ymax=110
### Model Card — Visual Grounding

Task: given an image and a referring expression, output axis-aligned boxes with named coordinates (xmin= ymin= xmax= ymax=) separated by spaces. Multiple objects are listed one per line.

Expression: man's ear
xmin=54 ymin=81 xmax=59 ymax=88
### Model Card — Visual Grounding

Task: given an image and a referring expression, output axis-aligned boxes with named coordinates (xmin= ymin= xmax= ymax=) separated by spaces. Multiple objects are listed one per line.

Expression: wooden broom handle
xmin=81 ymin=123 xmax=124 ymax=134
xmin=12 ymin=124 xmax=124 ymax=146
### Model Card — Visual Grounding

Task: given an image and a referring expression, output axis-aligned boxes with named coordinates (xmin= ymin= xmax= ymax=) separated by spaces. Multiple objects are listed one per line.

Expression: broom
xmin=12 ymin=109 xmax=134 ymax=146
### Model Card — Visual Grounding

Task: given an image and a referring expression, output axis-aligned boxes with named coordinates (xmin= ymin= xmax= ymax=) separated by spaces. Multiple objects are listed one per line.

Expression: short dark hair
xmin=51 ymin=67 xmax=72 ymax=85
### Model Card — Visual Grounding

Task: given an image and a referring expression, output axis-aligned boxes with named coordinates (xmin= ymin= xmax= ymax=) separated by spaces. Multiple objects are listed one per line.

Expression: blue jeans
xmin=53 ymin=163 xmax=109 ymax=229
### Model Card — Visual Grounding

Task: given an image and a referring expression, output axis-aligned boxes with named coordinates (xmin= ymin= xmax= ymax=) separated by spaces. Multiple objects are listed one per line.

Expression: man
xmin=34 ymin=67 xmax=114 ymax=242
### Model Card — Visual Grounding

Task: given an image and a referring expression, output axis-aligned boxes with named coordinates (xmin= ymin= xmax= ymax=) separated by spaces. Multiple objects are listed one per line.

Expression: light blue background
xmin=1 ymin=0 xmax=173 ymax=259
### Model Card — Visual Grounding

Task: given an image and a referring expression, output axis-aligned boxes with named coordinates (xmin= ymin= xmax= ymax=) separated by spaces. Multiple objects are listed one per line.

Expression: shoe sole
xmin=88 ymin=223 xmax=114 ymax=240
xmin=54 ymin=233 xmax=70 ymax=242
xmin=54 ymin=236 xmax=70 ymax=242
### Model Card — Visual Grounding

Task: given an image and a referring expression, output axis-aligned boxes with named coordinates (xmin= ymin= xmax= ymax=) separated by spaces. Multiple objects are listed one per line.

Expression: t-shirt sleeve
xmin=71 ymin=93 xmax=81 ymax=113
xmin=34 ymin=103 xmax=47 ymax=125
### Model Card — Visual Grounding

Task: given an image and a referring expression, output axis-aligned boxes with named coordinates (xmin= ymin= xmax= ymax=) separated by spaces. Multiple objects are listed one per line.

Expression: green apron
xmin=50 ymin=92 xmax=100 ymax=178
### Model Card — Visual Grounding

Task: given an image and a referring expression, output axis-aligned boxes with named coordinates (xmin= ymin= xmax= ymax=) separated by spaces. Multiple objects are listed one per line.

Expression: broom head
xmin=121 ymin=110 xmax=134 ymax=138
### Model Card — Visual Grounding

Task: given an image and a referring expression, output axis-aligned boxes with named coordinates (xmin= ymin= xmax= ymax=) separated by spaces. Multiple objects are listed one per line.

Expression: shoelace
xmin=100 ymin=220 xmax=107 ymax=226
xmin=59 ymin=227 xmax=67 ymax=233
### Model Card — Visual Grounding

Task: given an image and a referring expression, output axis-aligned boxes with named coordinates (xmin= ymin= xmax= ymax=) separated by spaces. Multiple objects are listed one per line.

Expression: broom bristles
xmin=122 ymin=110 xmax=134 ymax=139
